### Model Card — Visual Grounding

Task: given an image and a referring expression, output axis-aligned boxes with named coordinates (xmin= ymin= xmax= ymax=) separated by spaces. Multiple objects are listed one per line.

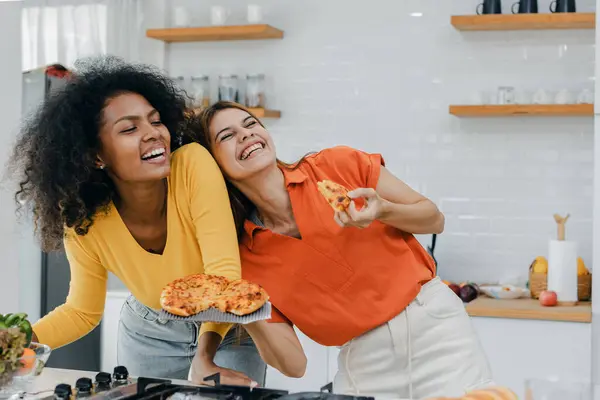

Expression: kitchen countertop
xmin=15 ymin=368 xmax=192 ymax=399
xmin=465 ymin=296 xmax=592 ymax=323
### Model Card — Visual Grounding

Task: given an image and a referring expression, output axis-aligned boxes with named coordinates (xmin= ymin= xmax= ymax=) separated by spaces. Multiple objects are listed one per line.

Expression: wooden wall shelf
xmin=193 ymin=107 xmax=281 ymax=119
xmin=451 ymin=12 xmax=595 ymax=31
xmin=248 ymin=108 xmax=281 ymax=119
xmin=449 ymin=104 xmax=594 ymax=117
xmin=146 ymin=24 xmax=284 ymax=43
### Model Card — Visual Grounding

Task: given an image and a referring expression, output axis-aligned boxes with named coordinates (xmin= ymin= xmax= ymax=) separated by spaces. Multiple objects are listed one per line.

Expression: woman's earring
xmin=99 ymin=165 xmax=105 ymax=170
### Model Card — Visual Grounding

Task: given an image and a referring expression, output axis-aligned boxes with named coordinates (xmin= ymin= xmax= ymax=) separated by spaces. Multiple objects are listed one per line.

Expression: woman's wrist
xmin=376 ymin=198 xmax=396 ymax=222
xmin=195 ymin=331 xmax=221 ymax=366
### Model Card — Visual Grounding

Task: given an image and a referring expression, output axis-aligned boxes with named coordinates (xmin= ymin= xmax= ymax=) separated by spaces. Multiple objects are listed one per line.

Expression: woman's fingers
xmin=347 ymin=187 xmax=377 ymax=200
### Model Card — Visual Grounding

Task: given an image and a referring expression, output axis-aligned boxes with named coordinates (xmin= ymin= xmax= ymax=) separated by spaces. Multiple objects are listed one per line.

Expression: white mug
xmin=247 ymin=4 xmax=262 ymax=23
xmin=173 ymin=7 xmax=190 ymax=27
xmin=470 ymin=91 xmax=488 ymax=105
xmin=554 ymin=89 xmax=572 ymax=105
xmin=211 ymin=6 xmax=230 ymax=26
xmin=532 ymin=89 xmax=550 ymax=104
xmin=577 ymin=88 xmax=593 ymax=104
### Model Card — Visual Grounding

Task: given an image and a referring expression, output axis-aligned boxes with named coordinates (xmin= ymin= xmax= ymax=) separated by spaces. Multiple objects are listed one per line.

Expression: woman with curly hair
xmin=8 ymin=57 xmax=305 ymax=384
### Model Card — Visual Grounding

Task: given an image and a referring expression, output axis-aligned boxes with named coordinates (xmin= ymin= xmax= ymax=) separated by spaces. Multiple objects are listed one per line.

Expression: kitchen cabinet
xmin=472 ymin=317 xmax=591 ymax=399
xmin=101 ymin=291 xmax=129 ymax=372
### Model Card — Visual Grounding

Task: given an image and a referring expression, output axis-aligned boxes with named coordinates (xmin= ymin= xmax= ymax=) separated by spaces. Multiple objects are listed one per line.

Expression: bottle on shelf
xmin=218 ymin=74 xmax=239 ymax=103
xmin=191 ymin=75 xmax=210 ymax=109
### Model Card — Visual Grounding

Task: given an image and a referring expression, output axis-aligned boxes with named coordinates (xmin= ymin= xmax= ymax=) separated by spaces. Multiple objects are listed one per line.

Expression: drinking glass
xmin=525 ymin=378 xmax=592 ymax=400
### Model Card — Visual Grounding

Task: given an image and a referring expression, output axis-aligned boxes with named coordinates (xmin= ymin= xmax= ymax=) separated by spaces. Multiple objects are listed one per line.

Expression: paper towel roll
xmin=547 ymin=240 xmax=578 ymax=304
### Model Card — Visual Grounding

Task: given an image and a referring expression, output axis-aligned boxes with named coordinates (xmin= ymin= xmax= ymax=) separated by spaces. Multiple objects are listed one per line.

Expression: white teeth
xmin=142 ymin=148 xmax=166 ymax=160
xmin=240 ymin=143 xmax=264 ymax=160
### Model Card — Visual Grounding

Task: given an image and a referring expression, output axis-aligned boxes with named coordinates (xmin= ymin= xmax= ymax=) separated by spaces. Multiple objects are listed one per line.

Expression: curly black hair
xmin=9 ymin=56 xmax=191 ymax=252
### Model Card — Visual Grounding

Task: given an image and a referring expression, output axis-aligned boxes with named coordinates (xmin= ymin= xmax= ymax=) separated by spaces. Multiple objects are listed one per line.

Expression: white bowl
xmin=479 ymin=285 xmax=530 ymax=300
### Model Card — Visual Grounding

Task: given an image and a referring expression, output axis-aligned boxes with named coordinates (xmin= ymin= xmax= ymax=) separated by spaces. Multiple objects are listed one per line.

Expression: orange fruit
xmin=18 ymin=348 xmax=36 ymax=374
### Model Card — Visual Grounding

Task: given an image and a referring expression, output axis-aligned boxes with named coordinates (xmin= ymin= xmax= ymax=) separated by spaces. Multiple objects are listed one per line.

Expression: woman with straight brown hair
xmin=190 ymin=101 xmax=494 ymax=399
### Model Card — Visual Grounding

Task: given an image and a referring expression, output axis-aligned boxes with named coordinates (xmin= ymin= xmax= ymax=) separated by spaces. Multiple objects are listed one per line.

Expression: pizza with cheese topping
xmin=160 ymin=274 xmax=269 ymax=317
xmin=317 ymin=180 xmax=351 ymax=212
xmin=212 ymin=279 xmax=270 ymax=316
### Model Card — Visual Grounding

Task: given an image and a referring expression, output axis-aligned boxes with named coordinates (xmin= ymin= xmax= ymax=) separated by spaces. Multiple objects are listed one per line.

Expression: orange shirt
xmin=240 ymin=146 xmax=436 ymax=347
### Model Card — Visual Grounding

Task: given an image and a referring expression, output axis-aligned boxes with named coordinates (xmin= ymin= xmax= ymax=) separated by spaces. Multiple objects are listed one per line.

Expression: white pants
xmin=333 ymin=277 xmax=494 ymax=400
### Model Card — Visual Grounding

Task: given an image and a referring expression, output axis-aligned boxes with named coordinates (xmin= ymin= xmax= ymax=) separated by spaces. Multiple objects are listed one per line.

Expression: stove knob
xmin=95 ymin=372 xmax=112 ymax=389
xmin=113 ymin=366 xmax=129 ymax=381
xmin=75 ymin=377 xmax=93 ymax=394
xmin=54 ymin=383 xmax=72 ymax=400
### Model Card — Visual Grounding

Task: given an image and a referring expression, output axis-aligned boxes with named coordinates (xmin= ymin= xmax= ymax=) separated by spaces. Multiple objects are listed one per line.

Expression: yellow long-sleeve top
xmin=33 ymin=143 xmax=241 ymax=349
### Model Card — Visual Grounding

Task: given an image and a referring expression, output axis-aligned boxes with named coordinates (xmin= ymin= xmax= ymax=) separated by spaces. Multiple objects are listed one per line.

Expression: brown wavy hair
xmin=185 ymin=101 xmax=312 ymax=238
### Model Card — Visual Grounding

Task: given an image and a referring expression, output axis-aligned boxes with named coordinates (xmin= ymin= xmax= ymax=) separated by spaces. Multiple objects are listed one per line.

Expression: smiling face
xmin=208 ymin=107 xmax=277 ymax=181
xmin=98 ymin=92 xmax=171 ymax=183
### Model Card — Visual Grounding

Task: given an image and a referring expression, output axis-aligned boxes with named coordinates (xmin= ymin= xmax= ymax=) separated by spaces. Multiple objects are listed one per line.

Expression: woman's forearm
xmin=244 ymin=321 xmax=306 ymax=378
xmin=378 ymin=199 xmax=445 ymax=234
xmin=195 ymin=331 xmax=221 ymax=366
xmin=32 ymin=303 xmax=103 ymax=349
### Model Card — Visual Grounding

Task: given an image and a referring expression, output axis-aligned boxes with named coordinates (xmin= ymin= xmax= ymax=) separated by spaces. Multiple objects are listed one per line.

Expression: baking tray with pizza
xmin=158 ymin=274 xmax=272 ymax=323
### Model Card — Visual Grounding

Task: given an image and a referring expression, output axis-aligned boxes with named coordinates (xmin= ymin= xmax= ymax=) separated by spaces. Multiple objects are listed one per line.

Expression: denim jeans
xmin=117 ymin=295 xmax=266 ymax=385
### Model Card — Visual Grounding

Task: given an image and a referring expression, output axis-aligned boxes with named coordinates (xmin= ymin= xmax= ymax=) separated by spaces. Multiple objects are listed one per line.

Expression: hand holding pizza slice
xmin=336 ymin=187 xmax=386 ymax=229
xmin=317 ymin=179 xmax=384 ymax=229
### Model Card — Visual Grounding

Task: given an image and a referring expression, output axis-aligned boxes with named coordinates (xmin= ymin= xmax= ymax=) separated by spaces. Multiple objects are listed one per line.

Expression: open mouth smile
xmin=141 ymin=147 xmax=167 ymax=163
xmin=240 ymin=142 xmax=265 ymax=160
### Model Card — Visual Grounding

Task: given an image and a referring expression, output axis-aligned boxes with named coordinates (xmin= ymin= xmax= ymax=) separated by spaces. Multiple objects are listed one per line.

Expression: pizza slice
xmin=160 ymin=274 xmax=230 ymax=317
xmin=317 ymin=180 xmax=351 ymax=212
xmin=212 ymin=279 xmax=270 ymax=316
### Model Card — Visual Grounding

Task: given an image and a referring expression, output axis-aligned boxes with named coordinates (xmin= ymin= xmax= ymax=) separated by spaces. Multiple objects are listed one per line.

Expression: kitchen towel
xmin=547 ymin=240 xmax=578 ymax=303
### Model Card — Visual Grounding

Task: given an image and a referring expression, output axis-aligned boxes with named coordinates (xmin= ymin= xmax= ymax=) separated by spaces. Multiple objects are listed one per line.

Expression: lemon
xmin=531 ymin=256 xmax=548 ymax=274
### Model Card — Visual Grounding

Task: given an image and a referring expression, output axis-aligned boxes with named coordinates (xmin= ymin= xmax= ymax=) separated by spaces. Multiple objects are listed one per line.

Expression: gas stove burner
xmin=278 ymin=395 xmax=373 ymax=400
xmin=274 ymin=382 xmax=374 ymax=400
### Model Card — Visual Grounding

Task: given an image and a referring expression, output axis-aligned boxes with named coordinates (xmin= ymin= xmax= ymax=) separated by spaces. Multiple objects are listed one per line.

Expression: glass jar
xmin=497 ymin=86 xmax=515 ymax=105
xmin=173 ymin=76 xmax=186 ymax=90
xmin=245 ymin=73 xmax=265 ymax=108
xmin=190 ymin=75 xmax=210 ymax=109
xmin=218 ymin=74 xmax=239 ymax=103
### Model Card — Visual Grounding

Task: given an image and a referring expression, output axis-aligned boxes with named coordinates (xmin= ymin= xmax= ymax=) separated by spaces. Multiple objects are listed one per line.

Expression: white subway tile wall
xmin=166 ymin=0 xmax=595 ymax=284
